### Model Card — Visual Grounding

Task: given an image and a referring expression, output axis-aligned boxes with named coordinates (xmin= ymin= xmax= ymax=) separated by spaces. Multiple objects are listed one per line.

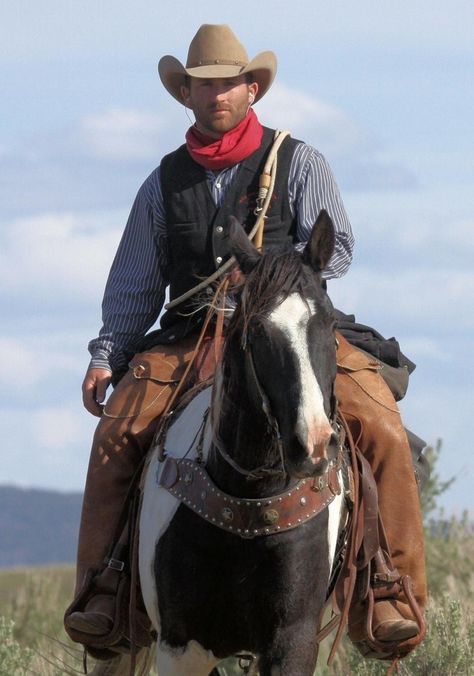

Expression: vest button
xmin=216 ymin=225 xmax=223 ymax=234
xmin=216 ymin=256 xmax=223 ymax=265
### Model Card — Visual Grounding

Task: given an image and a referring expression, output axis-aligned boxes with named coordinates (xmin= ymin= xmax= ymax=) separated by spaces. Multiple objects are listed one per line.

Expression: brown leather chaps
xmin=335 ymin=333 xmax=427 ymax=624
xmin=73 ymin=336 xmax=197 ymax=595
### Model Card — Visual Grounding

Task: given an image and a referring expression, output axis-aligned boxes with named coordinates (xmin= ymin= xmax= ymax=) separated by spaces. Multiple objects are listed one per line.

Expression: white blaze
xmin=270 ymin=294 xmax=332 ymax=459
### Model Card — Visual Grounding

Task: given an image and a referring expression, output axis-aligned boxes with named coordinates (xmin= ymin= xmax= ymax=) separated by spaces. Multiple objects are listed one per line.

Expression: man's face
xmin=181 ymin=75 xmax=258 ymax=138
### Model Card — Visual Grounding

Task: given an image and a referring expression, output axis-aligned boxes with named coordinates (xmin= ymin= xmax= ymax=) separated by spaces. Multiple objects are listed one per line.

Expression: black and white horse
xmin=138 ymin=211 xmax=348 ymax=675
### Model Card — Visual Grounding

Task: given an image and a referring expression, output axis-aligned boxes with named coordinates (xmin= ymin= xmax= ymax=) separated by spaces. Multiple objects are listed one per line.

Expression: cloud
xmin=398 ymin=336 xmax=451 ymax=362
xmin=0 ymin=403 xmax=95 ymax=489
xmin=0 ymin=339 xmax=49 ymax=393
xmin=257 ymin=84 xmax=371 ymax=158
xmin=0 ymin=211 xmax=123 ymax=309
xmin=80 ymin=108 xmax=164 ymax=161
xmin=257 ymin=84 xmax=419 ymax=191
xmin=330 ymin=267 xmax=474 ymax=335
xmin=0 ymin=335 xmax=87 ymax=406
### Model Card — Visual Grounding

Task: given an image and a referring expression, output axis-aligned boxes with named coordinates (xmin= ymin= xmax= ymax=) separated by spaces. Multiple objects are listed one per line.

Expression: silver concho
xmin=183 ymin=471 xmax=194 ymax=485
xmin=263 ymin=509 xmax=279 ymax=524
xmin=221 ymin=507 xmax=234 ymax=522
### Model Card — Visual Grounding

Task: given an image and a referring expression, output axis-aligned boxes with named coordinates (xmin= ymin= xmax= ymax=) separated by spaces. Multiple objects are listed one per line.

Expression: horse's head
xmin=220 ymin=210 xmax=339 ymax=481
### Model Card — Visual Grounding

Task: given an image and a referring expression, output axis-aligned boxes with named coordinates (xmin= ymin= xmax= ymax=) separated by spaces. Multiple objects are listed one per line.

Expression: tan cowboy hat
xmin=158 ymin=24 xmax=277 ymax=105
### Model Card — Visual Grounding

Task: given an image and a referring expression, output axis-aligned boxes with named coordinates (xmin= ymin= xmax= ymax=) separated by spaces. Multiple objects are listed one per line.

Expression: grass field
xmin=2 ymin=452 xmax=474 ymax=676
xmin=1 ymin=540 xmax=473 ymax=676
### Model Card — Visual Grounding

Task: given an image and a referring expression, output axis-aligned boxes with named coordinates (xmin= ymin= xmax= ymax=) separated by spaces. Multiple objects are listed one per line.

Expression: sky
xmin=1 ymin=1 xmax=473 ymax=513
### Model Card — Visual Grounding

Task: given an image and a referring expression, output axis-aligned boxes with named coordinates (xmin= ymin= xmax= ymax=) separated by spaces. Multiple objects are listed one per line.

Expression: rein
xmin=211 ymin=340 xmax=287 ymax=481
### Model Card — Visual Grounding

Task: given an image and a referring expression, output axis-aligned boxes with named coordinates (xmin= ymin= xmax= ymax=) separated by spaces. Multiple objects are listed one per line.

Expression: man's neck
xmin=194 ymin=122 xmax=224 ymax=140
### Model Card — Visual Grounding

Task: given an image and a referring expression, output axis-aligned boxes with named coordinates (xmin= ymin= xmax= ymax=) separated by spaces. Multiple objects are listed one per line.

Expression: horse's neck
xmin=207 ymin=375 xmax=290 ymax=498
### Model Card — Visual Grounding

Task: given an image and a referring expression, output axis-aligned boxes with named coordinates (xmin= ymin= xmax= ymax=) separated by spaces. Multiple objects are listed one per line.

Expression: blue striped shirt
xmin=89 ymin=142 xmax=354 ymax=372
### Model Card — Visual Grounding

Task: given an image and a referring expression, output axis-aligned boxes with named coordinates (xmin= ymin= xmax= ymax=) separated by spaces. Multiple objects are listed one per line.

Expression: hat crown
xmin=186 ymin=24 xmax=249 ymax=69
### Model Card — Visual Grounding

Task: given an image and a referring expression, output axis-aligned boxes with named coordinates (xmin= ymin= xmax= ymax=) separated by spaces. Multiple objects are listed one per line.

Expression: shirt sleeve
xmin=289 ymin=143 xmax=354 ymax=279
xmin=87 ymin=167 xmax=169 ymax=373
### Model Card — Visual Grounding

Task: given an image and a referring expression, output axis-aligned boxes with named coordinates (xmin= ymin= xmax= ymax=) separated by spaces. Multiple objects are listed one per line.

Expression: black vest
xmin=155 ymin=127 xmax=299 ymax=342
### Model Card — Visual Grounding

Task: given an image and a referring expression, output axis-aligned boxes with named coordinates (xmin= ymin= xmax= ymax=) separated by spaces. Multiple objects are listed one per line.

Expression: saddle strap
xmin=318 ymin=409 xmax=362 ymax=664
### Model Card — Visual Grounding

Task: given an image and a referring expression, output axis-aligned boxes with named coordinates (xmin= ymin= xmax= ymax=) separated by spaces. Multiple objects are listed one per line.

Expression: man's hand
xmin=82 ymin=368 xmax=112 ymax=417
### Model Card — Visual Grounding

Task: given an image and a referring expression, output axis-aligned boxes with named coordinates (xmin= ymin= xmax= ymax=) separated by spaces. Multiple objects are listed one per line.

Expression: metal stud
xmin=300 ymin=497 xmax=307 ymax=506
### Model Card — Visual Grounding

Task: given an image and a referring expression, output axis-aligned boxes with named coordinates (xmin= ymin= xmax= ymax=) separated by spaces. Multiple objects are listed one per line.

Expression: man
xmin=65 ymin=24 xmax=426 ymax=658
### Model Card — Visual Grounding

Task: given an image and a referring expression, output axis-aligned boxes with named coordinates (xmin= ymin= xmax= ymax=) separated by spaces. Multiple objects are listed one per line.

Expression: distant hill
xmin=0 ymin=485 xmax=82 ymax=567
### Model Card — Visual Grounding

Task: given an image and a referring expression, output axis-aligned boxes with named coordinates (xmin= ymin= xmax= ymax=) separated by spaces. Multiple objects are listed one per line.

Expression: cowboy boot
xmin=65 ymin=338 xmax=197 ymax=638
xmin=335 ymin=334 xmax=427 ymax=649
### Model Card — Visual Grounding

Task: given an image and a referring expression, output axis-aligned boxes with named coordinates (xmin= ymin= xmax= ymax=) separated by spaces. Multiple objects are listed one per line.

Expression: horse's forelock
xmin=228 ymin=248 xmax=317 ymax=343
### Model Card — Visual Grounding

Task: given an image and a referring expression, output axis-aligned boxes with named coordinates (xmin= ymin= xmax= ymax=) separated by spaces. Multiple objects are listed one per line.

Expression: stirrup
xmin=355 ymin=576 xmax=426 ymax=660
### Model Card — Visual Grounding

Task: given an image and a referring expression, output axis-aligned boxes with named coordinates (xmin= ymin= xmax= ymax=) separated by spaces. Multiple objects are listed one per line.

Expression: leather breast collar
xmin=158 ymin=453 xmax=343 ymax=539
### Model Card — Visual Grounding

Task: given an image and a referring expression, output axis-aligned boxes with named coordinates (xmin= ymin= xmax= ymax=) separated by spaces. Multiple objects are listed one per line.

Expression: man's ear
xmin=181 ymin=84 xmax=191 ymax=106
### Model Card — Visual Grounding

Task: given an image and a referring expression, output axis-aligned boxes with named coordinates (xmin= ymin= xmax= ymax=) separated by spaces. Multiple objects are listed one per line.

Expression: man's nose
xmin=213 ymin=87 xmax=227 ymax=101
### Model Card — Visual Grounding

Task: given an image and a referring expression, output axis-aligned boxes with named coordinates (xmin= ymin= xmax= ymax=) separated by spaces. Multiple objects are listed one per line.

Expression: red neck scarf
xmin=185 ymin=108 xmax=263 ymax=171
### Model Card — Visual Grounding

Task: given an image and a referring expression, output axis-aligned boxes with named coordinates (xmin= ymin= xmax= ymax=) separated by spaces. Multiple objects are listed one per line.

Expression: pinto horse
xmin=138 ymin=210 xmax=348 ymax=676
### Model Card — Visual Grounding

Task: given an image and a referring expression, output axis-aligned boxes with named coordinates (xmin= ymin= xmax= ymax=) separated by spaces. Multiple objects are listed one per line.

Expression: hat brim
xmin=158 ymin=51 xmax=277 ymax=105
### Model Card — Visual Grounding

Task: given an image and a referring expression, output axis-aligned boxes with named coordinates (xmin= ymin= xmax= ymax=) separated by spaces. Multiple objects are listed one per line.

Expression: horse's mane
xmin=226 ymin=246 xmax=315 ymax=345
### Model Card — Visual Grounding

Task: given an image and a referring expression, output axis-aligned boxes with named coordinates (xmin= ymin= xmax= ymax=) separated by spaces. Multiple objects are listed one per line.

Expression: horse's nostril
xmin=312 ymin=457 xmax=329 ymax=475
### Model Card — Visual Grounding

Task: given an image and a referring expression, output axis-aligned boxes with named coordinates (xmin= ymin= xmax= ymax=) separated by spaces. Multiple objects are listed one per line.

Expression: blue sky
xmin=1 ymin=1 xmax=473 ymax=513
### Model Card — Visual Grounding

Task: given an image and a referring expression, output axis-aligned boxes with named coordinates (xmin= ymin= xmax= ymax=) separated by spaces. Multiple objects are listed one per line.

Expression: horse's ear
xmin=228 ymin=216 xmax=262 ymax=275
xmin=302 ymin=209 xmax=335 ymax=273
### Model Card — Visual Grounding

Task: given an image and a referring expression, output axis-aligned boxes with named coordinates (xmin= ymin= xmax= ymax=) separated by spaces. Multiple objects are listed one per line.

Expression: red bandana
xmin=185 ymin=108 xmax=264 ymax=171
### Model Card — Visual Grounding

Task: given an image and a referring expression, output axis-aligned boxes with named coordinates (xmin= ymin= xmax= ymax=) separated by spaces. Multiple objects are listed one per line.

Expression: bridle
xmin=212 ymin=317 xmax=340 ymax=482
xmin=212 ymin=338 xmax=287 ymax=481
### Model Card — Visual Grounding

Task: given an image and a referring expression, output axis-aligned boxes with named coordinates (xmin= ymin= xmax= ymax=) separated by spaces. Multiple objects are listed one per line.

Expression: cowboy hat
xmin=158 ymin=24 xmax=277 ymax=105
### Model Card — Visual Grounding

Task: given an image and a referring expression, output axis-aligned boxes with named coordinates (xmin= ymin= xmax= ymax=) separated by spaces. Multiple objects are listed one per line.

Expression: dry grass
xmin=1 ymin=519 xmax=473 ymax=676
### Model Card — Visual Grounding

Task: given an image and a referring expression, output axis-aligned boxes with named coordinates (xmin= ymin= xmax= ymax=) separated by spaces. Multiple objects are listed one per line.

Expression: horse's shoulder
xmin=163 ymin=384 xmax=212 ymax=460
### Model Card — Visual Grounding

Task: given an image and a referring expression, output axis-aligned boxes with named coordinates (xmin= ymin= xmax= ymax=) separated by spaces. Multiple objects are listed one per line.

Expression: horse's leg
xmin=257 ymin=623 xmax=320 ymax=676
xmin=156 ymin=639 xmax=221 ymax=676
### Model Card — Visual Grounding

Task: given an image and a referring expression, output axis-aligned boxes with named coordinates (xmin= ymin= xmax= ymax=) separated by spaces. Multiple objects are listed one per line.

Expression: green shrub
xmin=0 ymin=616 xmax=34 ymax=676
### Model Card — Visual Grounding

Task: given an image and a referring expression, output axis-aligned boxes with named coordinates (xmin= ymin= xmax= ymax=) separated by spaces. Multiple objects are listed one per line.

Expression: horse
xmin=135 ymin=210 xmax=348 ymax=676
